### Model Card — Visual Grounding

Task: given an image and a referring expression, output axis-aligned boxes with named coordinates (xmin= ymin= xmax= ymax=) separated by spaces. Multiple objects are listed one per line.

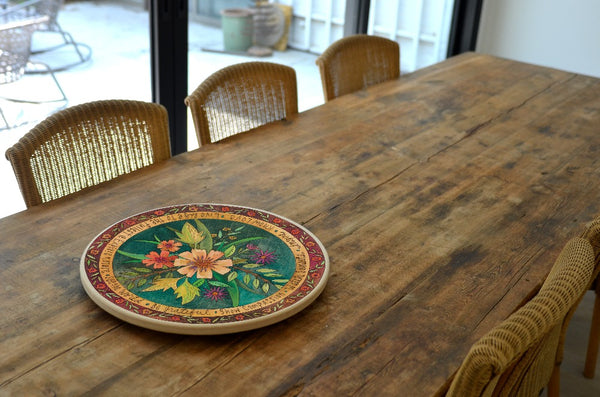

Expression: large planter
xmin=221 ymin=8 xmax=253 ymax=52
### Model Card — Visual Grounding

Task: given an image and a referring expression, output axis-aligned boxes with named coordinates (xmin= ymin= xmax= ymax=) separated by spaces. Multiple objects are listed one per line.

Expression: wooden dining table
xmin=2 ymin=52 xmax=600 ymax=396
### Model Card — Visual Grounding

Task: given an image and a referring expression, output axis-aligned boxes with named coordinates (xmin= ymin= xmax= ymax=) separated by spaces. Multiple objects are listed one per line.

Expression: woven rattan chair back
xmin=580 ymin=218 xmax=600 ymax=379
xmin=5 ymin=100 xmax=171 ymax=208
xmin=315 ymin=34 xmax=400 ymax=102
xmin=446 ymin=237 xmax=596 ymax=397
xmin=185 ymin=61 xmax=298 ymax=146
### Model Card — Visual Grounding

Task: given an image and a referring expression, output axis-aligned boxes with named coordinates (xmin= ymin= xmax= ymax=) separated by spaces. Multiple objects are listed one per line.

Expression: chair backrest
xmin=315 ymin=34 xmax=400 ymax=102
xmin=0 ymin=14 xmax=48 ymax=84
xmin=446 ymin=237 xmax=595 ymax=397
xmin=34 ymin=0 xmax=63 ymax=28
xmin=185 ymin=61 xmax=298 ymax=146
xmin=5 ymin=99 xmax=171 ymax=207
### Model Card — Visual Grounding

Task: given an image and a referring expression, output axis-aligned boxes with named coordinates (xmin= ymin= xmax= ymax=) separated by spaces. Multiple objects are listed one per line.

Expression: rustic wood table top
xmin=2 ymin=52 xmax=600 ymax=396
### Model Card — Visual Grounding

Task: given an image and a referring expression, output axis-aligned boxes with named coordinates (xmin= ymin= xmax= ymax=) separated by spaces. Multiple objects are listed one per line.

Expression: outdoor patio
xmin=0 ymin=0 xmax=323 ymax=217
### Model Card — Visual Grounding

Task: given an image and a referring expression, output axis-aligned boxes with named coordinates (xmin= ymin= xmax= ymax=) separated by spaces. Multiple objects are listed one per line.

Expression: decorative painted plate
xmin=80 ymin=204 xmax=329 ymax=335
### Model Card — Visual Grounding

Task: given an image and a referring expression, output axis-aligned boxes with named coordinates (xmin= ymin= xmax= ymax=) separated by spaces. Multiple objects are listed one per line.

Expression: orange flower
xmin=175 ymin=249 xmax=233 ymax=279
xmin=157 ymin=240 xmax=182 ymax=252
xmin=143 ymin=250 xmax=177 ymax=269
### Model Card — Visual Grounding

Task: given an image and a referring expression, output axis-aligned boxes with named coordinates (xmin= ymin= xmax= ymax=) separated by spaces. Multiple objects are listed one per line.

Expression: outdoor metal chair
xmin=5 ymin=100 xmax=171 ymax=207
xmin=0 ymin=10 xmax=67 ymax=130
xmin=185 ymin=61 xmax=298 ymax=146
xmin=446 ymin=237 xmax=596 ymax=397
xmin=31 ymin=0 xmax=91 ymax=70
xmin=3 ymin=0 xmax=91 ymax=71
xmin=316 ymin=34 xmax=400 ymax=102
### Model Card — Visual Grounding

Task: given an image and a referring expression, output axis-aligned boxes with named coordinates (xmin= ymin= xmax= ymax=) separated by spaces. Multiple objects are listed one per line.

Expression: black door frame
xmin=447 ymin=0 xmax=484 ymax=56
xmin=150 ymin=0 xmax=188 ymax=156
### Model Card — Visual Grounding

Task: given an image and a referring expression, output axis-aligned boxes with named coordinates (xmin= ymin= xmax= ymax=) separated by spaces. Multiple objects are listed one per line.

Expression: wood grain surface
xmin=2 ymin=53 xmax=600 ymax=396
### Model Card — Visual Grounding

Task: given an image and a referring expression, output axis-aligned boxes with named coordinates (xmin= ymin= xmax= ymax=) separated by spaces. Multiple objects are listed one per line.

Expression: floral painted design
xmin=204 ymin=286 xmax=227 ymax=301
xmin=142 ymin=250 xmax=177 ymax=269
xmin=175 ymin=249 xmax=233 ymax=278
xmin=115 ymin=218 xmax=293 ymax=307
xmin=251 ymin=249 xmax=277 ymax=265
xmin=157 ymin=240 xmax=182 ymax=252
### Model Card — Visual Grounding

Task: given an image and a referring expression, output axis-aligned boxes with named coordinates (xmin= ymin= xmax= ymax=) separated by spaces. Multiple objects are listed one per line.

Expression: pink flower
xmin=251 ymin=249 xmax=277 ymax=265
xmin=204 ymin=286 xmax=227 ymax=301
xmin=175 ymin=249 xmax=233 ymax=279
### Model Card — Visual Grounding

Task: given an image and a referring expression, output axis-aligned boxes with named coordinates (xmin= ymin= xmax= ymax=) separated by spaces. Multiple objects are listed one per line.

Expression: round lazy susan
xmin=80 ymin=204 xmax=329 ymax=334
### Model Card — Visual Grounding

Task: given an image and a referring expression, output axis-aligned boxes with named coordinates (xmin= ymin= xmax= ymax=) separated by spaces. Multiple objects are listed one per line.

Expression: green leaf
xmin=261 ymin=283 xmax=270 ymax=294
xmin=192 ymin=278 xmax=206 ymax=288
xmin=273 ymin=279 xmax=289 ymax=284
xmin=143 ymin=277 xmax=181 ymax=292
xmin=138 ymin=278 xmax=147 ymax=287
xmin=227 ymin=271 xmax=238 ymax=282
xmin=223 ymin=244 xmax=236 ymax=258
xmin=223 ymin=237 xmax=263 ymax=251
xmin=174 ymin=279 xmax=200 ymax=305
xmin=117 ymin=250 xmax=149 ymax=261
xmin=253 ymin=279 xmax=260 ymax=289
xmin=243 ymin=263 xmax=262 ymax=269
xmin=228 ymin=279 xmax=240 ymax=307
xmin=177 ymin=222 xmax=206 ymax=246
xmin=208 ymin=280 xmax=230 ymax=288
xmin=243 ymin=274 xmax=251 ymax=284
xmin=134 ymin=239 xmax=161 ymax=245
xmin=194 ymin=219 xmax=213 ymax=251
xmin=256 ymin=268 xmax=276 ymax=274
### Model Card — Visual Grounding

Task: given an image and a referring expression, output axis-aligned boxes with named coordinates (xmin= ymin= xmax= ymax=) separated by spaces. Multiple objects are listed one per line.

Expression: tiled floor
xmin=1 ymin=2 xmax=599 ymax=395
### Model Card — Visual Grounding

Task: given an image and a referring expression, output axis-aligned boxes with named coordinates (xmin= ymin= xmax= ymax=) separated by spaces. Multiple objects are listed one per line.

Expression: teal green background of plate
xmin=113 ymin=218 xmax=295 ymax=309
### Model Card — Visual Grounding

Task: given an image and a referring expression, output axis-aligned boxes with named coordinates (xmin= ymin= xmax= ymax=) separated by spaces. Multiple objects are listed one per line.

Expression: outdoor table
xmin=2 ymin=52 xmax=600 ymax=395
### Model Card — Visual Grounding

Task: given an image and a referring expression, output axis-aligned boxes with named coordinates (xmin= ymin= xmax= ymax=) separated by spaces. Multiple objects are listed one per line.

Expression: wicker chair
xmin=5 ymin=100 xmax=171 ymax=208
xmin=185 ymin=61 xmax=298 ymax=146
xmin=580 ymin=218 xmax=600 ymax=380
xmin=0 ymin=11 xmax=67 ymax=129
xmin=315 ymin=34 xmax=400 ymax=102
xmin=446 ymin=237 xmax=596 ymax=397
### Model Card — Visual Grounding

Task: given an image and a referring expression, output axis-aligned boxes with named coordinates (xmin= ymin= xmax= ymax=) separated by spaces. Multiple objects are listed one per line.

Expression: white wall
xmin=476 ymin=0 xmax=600 ymax=78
